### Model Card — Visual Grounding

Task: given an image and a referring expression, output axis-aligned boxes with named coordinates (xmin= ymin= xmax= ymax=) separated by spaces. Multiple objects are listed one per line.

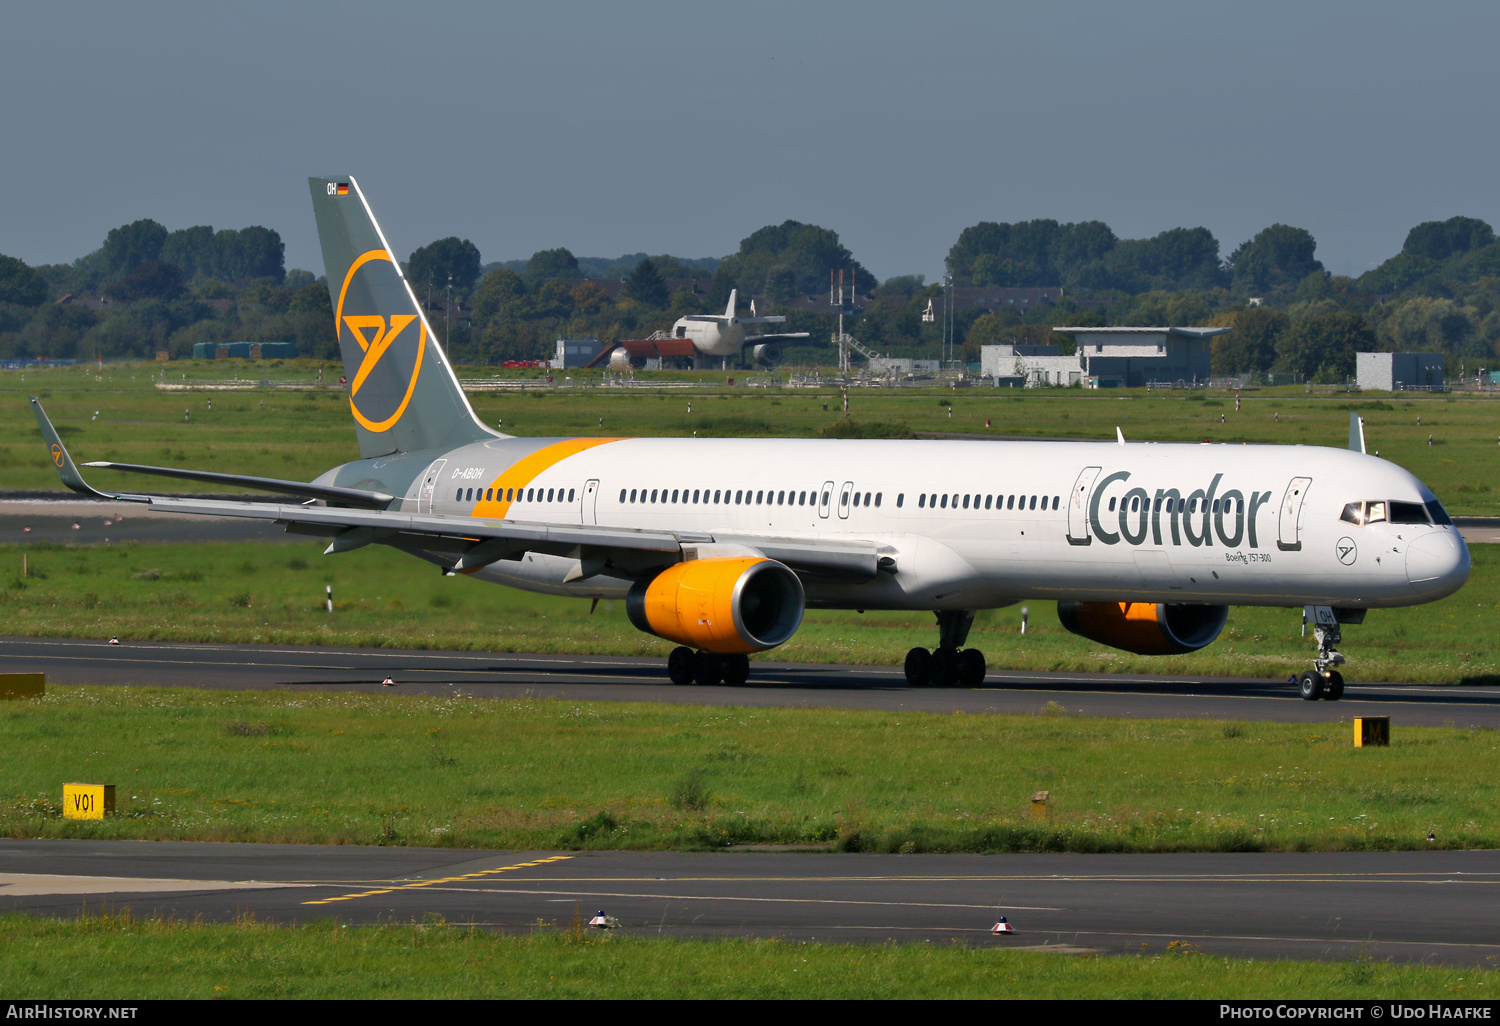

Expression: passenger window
xmin=454 ymin=488 xmax=462 ymax=502
xmin=1007 ymin=495 xmax=1014 ymax=510
xmin=714 ymin=489 xmax=722 ymax=503
xmin=822 ymin=490 xmax=831 ymax=505
xmin=506 ymin=488 xmax=514 ymax=501
xmin=778 ymin=491 xmax=786 ymax=505
xmin=1029 ymin=495 xmax=1037 ymax=510
xmin=568 ymin=488 xmax=575 ymax=502
xmin=984 ymin=495 xmax=992 ymax=509
xmin=547 ymin=488 xmax=554 ymax=502
xmin=865 ymin=492 xmax=872 ymax=505
xmin=799 ymin=491 xmax=807 ymax=506
xmin=841 ymin=490 xmax=850 ymax=506
xmin=940 ymin=495 xmax=948 ymax=509
xmin=619 ymin=489 xmax=626 ymax=502
xmin=896 ymin=493 xmax=904 ymax=508
xmin=874 ymin=493 xmax=882 ymax=507
xmin=693 ymin=489 xmax=700 ymax=503
xmin=962 ymin=495 xmax=970 ymax=509
xmin=1053 ymin=496 xmax=1060 ymax=510
xmin=918 ymin=494 xmax=926 ymax=508
xmin=735 ymin=490 xmax=743 ymax=504
xmin=757 ymin=490 xmax=765 ymax=504
xmin=1108 ymin=497 xmax=1116 ymax=512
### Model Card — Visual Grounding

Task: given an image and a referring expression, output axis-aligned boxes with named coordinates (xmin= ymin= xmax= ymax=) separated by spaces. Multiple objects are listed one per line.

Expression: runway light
xmin=1428 ymin=832 xmax=1437 ymax=843
xmin=588 ymin=910 xmax=616 ymax=928
xmin=381 ymin=676 xmax=395 ymax=687
xmin=108 ymin=637 xmax=120 ymax=646
xmin=991 ymin=917 xmax=1015 ymax=934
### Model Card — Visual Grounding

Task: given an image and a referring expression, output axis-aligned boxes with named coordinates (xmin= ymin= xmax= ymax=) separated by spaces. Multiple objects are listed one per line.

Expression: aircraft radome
xmin=30 ymin=177 xmax=1470 ymax=699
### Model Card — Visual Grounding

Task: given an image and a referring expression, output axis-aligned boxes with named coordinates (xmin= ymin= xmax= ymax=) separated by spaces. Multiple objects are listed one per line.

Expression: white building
xmin=980 ymin=326 xmax=1228 ymax=388
xmin=1356 ymin=352 xmax=1444 ymax=391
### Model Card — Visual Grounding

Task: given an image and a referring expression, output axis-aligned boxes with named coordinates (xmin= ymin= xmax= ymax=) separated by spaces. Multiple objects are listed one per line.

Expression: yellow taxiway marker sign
xmin=62 ymin=783 xmax=114 ymax=820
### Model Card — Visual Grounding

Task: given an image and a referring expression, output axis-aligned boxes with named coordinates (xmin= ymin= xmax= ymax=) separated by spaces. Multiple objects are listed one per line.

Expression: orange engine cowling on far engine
xmin=1056 ymin=601 xmax=1228 ymax=656
xmin=626 ymin=557 xmax=805 ymax=654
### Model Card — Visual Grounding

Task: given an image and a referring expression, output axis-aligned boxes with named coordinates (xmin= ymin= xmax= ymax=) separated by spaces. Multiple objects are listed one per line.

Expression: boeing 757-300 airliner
xmin=30 ymin=177 xmax=1471 ymax=699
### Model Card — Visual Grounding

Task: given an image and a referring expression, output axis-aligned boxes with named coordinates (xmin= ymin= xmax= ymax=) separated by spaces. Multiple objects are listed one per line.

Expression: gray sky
xmin=1 ymin=1 xmax=1495 ymax=282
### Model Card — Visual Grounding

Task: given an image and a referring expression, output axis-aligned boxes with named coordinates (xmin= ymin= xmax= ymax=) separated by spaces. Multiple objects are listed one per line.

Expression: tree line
xmin=3 ymin=207 xmax=1498 ymax=381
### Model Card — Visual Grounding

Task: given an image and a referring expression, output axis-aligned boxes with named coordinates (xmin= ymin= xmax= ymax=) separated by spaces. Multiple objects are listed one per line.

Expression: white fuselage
xmin=670 ymin=316 xmax=744 ymax=357
xmin=389 ymin=437 xmax=1469 ymax=611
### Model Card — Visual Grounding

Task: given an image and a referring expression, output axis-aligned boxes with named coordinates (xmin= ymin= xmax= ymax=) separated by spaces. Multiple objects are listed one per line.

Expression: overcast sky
xmin=1 ymin=1 xmax=1495 ymax=282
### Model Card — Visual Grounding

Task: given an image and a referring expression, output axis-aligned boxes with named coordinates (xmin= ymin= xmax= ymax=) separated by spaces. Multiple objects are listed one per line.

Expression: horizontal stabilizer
xmin=82 ymin=461 xmax=394 ymax=508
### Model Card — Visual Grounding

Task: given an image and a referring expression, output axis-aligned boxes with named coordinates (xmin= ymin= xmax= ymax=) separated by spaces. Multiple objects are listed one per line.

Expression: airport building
xmin=551 ymin=338 xmax=604 ymax=369
xmin=979 ymin=326 xmax=1226 ymax=388
xmin=1355 ymin=352 xmax=1444 ymax=392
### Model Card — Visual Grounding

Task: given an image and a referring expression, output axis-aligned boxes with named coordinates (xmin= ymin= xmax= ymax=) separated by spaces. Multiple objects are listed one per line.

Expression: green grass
xmin=5 ymin=538 xmax=1500 ymax=684
xmin=0 ymin=910 xmax=1486 ymax=999
xmin=3 ymin=688 xmax=1495 ymax=852
xmin=6 ymin=360 xmax=1500 ymax=514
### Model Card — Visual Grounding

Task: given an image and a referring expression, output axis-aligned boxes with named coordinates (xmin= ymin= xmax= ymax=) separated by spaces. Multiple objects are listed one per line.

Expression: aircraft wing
xmin=745 ymin=332 xmax=815 ymax=345
xmin=32 ymin=397 xmax=880 ymax=578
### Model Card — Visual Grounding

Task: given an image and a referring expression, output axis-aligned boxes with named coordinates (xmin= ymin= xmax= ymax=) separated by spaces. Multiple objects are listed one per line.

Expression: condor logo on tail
xmin=335 ymin=249 xmax=427 ymax=433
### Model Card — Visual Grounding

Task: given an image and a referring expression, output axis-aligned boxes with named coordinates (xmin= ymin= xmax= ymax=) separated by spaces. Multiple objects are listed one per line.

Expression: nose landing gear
xmin=904 ymin=610 xmax=987 ymax=688
xmin=1298 ymin=605 xmax=1350 ymax=701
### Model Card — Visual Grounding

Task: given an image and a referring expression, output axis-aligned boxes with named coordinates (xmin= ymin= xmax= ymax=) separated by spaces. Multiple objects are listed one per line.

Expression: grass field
xmin=4 ymin=360 xmax=1500 ymax=514
xmin=4 ymin=536 xmax=1498 ymax=684
xmin=0 ymin=910 xmax=1485 ymax=999
xmin=3 ymin=687 xmax=1495 ymax=852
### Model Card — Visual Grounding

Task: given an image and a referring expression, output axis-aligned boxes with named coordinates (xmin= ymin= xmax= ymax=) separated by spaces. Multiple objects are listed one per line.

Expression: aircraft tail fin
xmin=308 ymin=177 xmax=500 ymax=459
xmin=724 ymin=288 xmax=737 ymax=318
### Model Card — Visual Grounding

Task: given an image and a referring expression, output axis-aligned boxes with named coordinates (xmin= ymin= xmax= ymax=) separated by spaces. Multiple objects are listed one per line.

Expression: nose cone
xmin=1407 ymin=530 xmax=1470 ymax=599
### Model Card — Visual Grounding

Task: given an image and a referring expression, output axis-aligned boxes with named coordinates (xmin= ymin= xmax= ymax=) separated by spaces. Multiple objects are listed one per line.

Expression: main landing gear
xmin=667 ymin=647 xmax=751 ymax=686
xmin=1297 ymin=605 xmax=1348 ymax=701
xmin=904 ymin=610 xmax=987 ymax=688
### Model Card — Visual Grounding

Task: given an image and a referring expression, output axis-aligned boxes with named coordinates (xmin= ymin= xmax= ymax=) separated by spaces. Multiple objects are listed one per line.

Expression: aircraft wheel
xmin=667 ymin=646 xmax=695 ymax=685
xmin=723 ymin=654 xmax=751 ymax=686
xmin=1323 ymin=671 xmax=1345 ymax=701
xmin=1298 ymin=671 xmax=1324 ymax=701
xmin=957 ymin=648 xmax=987 ymax=688
xmin=692 ymin=651 xmax=725 ymax=686
xmin=931 ymin=646 xmax=960 ymax=688
xmin=903 ymin=647 xmax=931 ymax=687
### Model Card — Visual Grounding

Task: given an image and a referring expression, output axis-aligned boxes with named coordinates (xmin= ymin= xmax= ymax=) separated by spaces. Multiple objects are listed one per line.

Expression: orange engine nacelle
xmin=626 ymin=557 xmax=805 ymax=654
xmin=1056 ymin=601 xmax=1228 ymax=656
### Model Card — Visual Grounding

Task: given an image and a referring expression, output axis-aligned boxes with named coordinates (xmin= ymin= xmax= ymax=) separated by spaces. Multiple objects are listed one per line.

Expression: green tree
xmin=101 ymin=219 xmax=167 ymax=276
xmin=622 ymin=256 xmax=669 ymax=307
xmin=1274 ymin=311 xmax=1372 ymax=382
xmin=1403 ymin=216 xmax=1495 ymax=262
xmin=471 ymin=268 xmax=529 ymax=328
xmin=408 ymin=237 xmax=482 ymax=297
xmin=713 ymin=221 xmax=874 ymax=306
xmin=525 ymin=248 xmax=580 ymax=282
xmin=1227 ymin=224 xmax=1323 ymax=294
xmin=109 ymin=260 xmax=185 ymax=302
xmin=161 ymin=226 xmax=217 ymax=278
xmin=947 ymin=219 xmax=1116 ymax=287
xmin=1212 ymin=307 xmax=1288 ymax=375
xmin=0 ymin=255 xmax=48 ymax=307
xmin=1378 ymin=296 xmax=1480 ymax=354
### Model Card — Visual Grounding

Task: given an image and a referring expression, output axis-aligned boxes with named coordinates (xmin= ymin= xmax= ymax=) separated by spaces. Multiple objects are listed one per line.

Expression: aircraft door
xmin=582 ymin=479 xmax=600 ymax=525
xmin=837 ymin=481 xmax=854 ymax=520
xmin=417 ymin=458 xmax=448 ymax=514
xmin=1278 ymin=476 xmax=1312 ymax=551
xmin=1068 ymin=466 xmax=1101 ymax=545
xmin=818 ymin=480 xmax=834 ymax=519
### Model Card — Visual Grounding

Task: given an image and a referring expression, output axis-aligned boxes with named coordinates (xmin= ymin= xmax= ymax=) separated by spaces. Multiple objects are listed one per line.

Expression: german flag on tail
xmin=336 ymin=183 xmax=350 ymax=195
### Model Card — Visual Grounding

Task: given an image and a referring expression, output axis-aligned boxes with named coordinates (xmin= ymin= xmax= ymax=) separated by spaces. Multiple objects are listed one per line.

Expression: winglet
xmin=1116 ymin=426 xmax=1126 ymax=446
xmin=1349 ymin=412 xmax=1366 ymax=454
xmin=29 ymin=396 xmax=146 ymax=502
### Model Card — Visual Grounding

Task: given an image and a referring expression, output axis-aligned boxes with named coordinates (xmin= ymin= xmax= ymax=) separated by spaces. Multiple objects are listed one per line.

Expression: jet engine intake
xmin=627 ymin=557 xmax=804 ymax=654
xmin=1056 ymin=601 xmax=1228 ymax=656
xmin=752 ymin=342 xmax=782 ymax=368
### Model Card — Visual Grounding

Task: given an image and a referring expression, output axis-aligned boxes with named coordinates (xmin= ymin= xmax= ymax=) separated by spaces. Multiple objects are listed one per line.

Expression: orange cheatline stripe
xmin=469 ymin=438 xmax=625 ymax=520
xmin=302 ymin=855 xmax=573 ymax=905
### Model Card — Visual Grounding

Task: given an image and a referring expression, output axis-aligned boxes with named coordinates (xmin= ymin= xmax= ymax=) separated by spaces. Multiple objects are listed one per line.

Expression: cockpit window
xmin=1342 ymin=499 xmax=1435 ymax=527
xmin=1389 ymin=501 xmax=1430 ymax=525
xmin=1425 ymin=500 xmax=1453 ymax=526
